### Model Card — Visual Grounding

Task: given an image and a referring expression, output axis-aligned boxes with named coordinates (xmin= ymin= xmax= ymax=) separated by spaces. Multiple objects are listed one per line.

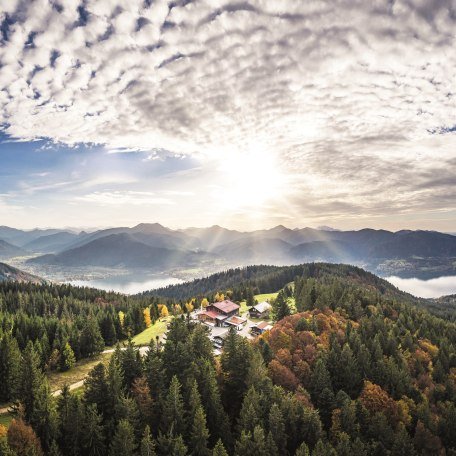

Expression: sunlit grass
xmin=47 ymin=352 xmax=112 ymax=393
xmin=0 ymin=412 xmax=12 ymax=428
xmin=254 ymin=292 xmax=279 ymax=302
xmin=132 ymin=319 xmax=168 ymax=346
xmin=240 ymin=291 xmax=296 ymax=316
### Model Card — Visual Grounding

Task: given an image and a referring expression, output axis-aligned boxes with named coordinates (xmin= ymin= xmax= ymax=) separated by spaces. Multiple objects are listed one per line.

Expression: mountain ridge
xmin=0 ymin=224 xmax=451 ymax=276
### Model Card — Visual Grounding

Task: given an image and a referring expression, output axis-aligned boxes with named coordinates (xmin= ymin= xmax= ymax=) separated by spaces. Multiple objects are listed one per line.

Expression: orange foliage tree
xmin=143 ymin=307 xmax=151 ymax=328
xmin=7 ymin=419 xmax=44 ymax=456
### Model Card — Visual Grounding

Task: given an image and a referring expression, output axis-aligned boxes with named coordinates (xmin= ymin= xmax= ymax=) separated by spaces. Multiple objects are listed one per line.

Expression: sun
xmin=215 ymin=146 xmax=286 ymax=210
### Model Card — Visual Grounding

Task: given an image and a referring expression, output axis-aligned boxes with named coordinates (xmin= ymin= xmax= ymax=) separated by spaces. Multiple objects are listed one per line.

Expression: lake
xmin=386 ymin=275 xmax=456 ymax=298
xmin=67 ymin=274 xmax=183 ymax=295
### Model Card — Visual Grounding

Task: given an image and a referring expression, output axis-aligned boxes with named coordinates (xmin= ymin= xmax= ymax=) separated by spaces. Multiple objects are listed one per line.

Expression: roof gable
xmin=211 ymin=299 xmax=240 ymax=313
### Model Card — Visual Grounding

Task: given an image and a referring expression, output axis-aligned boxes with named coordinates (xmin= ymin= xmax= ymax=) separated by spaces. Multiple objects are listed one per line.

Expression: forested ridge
xmin=147 ymin=263 xmax=449 ymax=319
xmin=147 ymin=263 xmax=407 ymax=300
xmin=0 ymin=264 xmax=455 ymax=455
xmin=0 ymin=281 xmax=164 ymax=404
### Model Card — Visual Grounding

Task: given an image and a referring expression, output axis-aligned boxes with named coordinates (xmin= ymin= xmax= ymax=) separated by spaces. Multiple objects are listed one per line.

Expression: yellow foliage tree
xmin=160 ymin=305 xmax=169 ymax=318
xmin=201 ymin=298 xmax=209 ymax=308
xmin=118 ymin=311 xmax=125 ymax=328
xmin=173 ymin=304 xmax=182 ymax=315
xmin=143 ymin=307 xmax=151 ymax=328
xmin=185 ymin=302 xmax=194 ymax=313
xmin=214 ymin=292 xmax=224 ymax=302
xmin=0 ymin=423 xmax=7 ymax=438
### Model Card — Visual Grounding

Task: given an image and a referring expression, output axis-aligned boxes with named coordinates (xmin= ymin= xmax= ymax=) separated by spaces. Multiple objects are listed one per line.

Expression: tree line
xmin=0 ymin=281 xmax=165 ymax=404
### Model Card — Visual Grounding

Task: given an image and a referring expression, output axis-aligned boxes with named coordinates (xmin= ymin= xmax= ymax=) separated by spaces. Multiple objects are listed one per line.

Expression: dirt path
xmin=0 ymin=346 xmax=151 ymax=416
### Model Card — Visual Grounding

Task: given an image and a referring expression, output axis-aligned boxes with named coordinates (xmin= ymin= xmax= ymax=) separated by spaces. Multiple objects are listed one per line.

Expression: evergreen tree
xmin=272 ymin=291 xmax=290 ymax=322
xmin=338 ymin=344 xmax=362 ymax=397
xmin=100 ymin=315 xmax=117 ymax=346
xmin=106 ymin=352 xmax=125 ymax=423
xmin=48 ymin=440 xmax=62 ymax=456
xmin=120 ymin=339 xmax=143 ymax=390
xmin=0 ymin=440 xmax=16 ymax=456
xmin=212 ymin=439 xmax=229 ymax=456
xmin=83 ymin=363 xmax=109 ymax=419
xmin=17 ymin=341 xmax=43 ymax=423
xmin=312 ymin=440 xmax=336 ymax=456
xmin=57 ymin=386 xmax=83 ymax=456
xmin=79 ymin=318 xmax=104 ymax=358
xmin=234 ymin=426 xmax=267 ymax=456
xmin=310 ymin=286 xmax=317 ymax=308
xmin=59 ymin=342 xmax=75 ymax=372
xmin=391 ymin=424 xmax=416 ymax=456
xmin=140 ymin=426 xmax=156 ymax=456
xmin=30 ymin=380 xmax=58 ymax=451
xmin=268 ymin=403 xmax=287 ymax=455
xmin=310 ymin=358 xmax=332 ymax=405
xmin=190 ymin=406 xmax=210 ymax=456
xmin=220 ymin=329 xmax=253 ymax=419
xmin=161 ymin=376 xmax=186 ymax=437
xmin=0 ymin=333 xmax=21 ymax=402
xmin=246 ymin=288 xmax=255 ymax=307
xmin=109 ymin=419 xmax=136 ymax=456
xmin=196 ymin=360 xmax=232 ymax=448
xmin=157 ymin=432 xmax=188 ymax=456
xmin=237 ymin=386 xmax=263 ymax=435
xmin=317 ymin=388 xmax=335 ymax=429
xmin=81 ymin=404 xmax=106 ymax=456
xmin=295 ymin=442 xmax=310 ymax=456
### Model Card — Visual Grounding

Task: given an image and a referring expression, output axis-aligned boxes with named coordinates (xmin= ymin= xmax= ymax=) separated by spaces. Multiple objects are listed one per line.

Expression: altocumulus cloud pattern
xmin=0 ymin=0 xmax=455 ymax=223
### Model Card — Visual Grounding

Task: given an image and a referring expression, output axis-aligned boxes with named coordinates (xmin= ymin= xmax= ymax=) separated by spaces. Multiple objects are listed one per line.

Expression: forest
xmin=0 ymin=263 xmax=455 ymax=455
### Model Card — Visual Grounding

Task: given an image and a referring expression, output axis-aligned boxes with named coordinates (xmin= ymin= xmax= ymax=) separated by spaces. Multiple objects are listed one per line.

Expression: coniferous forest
xmin=0 ymin=263 xmax=455 ymax=455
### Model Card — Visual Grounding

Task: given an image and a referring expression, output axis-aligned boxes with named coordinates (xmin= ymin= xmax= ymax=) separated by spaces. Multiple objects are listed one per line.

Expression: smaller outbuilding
xmin=225 ymin=315 xmax=247 ymax=331
xmin=250 ymin=321 xmax=273 ymax=336
xmin=212 ymin=330 xmax=230 ymax=349
xmin=249 ymin=301 xmax=272 ymax=319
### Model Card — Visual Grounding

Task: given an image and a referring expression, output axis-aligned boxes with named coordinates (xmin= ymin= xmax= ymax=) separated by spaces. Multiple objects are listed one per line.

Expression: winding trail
xmin=0 ymin=346 xmax=151 ymax=416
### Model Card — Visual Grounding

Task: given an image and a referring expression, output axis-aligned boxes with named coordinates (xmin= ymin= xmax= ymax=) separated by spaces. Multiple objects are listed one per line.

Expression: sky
xmin=0 ymin=0 xmax=455 ymax=232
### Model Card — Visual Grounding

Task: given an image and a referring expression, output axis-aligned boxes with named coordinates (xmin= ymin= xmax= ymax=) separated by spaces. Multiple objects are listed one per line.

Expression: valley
xmin=1 ymin=224 xmax=456 ymax=297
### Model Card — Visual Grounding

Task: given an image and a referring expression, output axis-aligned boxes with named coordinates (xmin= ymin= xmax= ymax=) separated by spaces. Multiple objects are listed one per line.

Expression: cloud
xmin=0 ymin=0 xmax=455 ymax=228
xmin=75 ymin=190 xmax=174 ymax=206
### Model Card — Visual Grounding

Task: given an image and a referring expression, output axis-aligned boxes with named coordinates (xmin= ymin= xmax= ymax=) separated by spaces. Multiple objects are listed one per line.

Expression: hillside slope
xmin=27 ymin=232 xmax=210 ymax=268
xmin=0 ymin=239 xmax=26 ymax=259
xmin=23 ymin=231 xmax=81 ymax=253
xmin=0 ymin=262 xmax=43 ymax=283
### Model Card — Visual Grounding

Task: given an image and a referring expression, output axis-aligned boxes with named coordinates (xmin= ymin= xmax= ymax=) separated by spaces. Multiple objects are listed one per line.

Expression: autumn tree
xmin=143 ymin=307 xmax=152 ymax=328
xmin=160 ymin=305 xmax=169 ymax=318
xmin=7 ymin=419 xmax=44 ymax=456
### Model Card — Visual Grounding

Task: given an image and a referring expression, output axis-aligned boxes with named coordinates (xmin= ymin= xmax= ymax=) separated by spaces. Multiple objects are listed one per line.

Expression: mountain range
xmin=0 ymin=223 xmax=455 ymax=276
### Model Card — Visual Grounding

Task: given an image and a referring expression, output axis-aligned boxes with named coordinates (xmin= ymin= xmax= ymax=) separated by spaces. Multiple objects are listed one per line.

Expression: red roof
xmin=210 ymin=300 xmax=239 ymax=314
xmin=257 ymin=321 xmax=272 ymax=330
xmin=226 ymin=316 xmax=247 ymax=325
xmin=200 ymin=310 xmax=220 ymax=319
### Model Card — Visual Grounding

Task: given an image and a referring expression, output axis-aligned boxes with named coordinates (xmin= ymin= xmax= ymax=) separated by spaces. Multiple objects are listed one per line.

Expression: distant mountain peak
xmin=133 ymin=222 xmax=166 ymax=229
xmin=317 ymin=226 xmax=340 ymax=231
xmin=131 ymin=223 xmax=171 ymax=234
xmin=269 ymin=224 xmax=288 ymax=232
